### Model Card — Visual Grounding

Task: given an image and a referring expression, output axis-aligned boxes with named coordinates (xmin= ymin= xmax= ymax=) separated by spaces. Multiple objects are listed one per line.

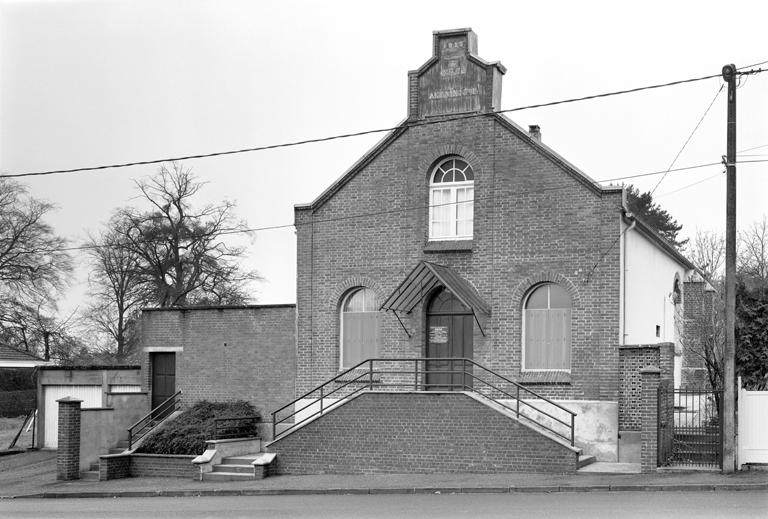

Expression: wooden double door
xmin=425 ymin=289 xmax=473 ymax=391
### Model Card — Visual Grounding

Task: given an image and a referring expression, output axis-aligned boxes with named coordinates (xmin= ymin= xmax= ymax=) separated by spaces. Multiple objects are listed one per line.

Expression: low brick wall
xmin=267 ymin=392 xmax=577 ymax=475
xmin=130 ymin=454 xmax=197 ymax=478
xmin=99 ymin=453 xmax=196 ymax=480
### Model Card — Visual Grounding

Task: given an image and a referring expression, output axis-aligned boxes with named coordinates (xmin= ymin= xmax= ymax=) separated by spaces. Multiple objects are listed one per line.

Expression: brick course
xmin=98 ymin=454 xmax=196 ymax=480
xmin=268 ymin=392 xmax=576 ymax=475
xmin=140 ymin=305 xmax=296 ymax=424
xmin=619 ymin=343 xmax=674 ymax=431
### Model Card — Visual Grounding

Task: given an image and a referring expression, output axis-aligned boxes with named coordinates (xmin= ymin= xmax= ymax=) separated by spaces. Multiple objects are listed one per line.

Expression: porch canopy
xmin=380 ymin=261 xmax=490 ymax=336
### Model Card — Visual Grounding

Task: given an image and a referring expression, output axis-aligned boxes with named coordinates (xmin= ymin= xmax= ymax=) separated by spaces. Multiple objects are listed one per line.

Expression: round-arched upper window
xmin=429 ymin=157 xmax=474 ymax=240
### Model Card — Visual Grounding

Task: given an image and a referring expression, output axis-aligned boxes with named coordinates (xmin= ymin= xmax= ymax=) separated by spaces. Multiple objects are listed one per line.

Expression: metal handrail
xmin=271 ymin=358 xmax=577 ymax=446
xmin=128 ymin=390 xmax=182 ymax=450
xmin=213 ymin=415 xmax=261 ymax=440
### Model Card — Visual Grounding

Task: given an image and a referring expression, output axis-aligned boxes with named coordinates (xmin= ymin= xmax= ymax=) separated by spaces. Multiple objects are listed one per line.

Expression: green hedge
xmin=137 ymin=400 xmax=259 ymax=455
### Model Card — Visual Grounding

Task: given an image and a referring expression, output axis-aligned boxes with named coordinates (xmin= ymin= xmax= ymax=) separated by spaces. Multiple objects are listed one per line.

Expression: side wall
xmin=140 ymin=305 xmax=296 ymax=426
xmin=268 ymin=392 xmax=576 ymax=474
xmin=624 ymin=229 xmax=687 ymax=345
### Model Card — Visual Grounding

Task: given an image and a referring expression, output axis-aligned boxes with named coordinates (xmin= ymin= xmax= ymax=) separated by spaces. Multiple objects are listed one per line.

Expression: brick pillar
xmin=57 ymin=397 xmax=82 ymax=480
xmin=640 ymin=367 xmax=661 ymax=473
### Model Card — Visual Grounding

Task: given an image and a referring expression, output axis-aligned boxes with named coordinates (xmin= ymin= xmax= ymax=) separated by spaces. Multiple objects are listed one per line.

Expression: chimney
xmin=528 ymin=125 xmax=541 ymax=142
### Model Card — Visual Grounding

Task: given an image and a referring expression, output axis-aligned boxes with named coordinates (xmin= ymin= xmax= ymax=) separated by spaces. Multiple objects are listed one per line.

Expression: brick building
xmin=290 ymin=28 xmax=704 ymax=463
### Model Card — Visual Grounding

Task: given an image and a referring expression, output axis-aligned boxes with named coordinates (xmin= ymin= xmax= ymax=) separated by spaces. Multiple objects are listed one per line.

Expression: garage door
xmin=43 ymin=385 xmax=102 ymax=448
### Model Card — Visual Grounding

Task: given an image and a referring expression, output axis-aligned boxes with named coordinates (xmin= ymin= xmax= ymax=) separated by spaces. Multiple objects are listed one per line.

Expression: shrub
xmin=137 ymin=400 xmax=259 ymax=455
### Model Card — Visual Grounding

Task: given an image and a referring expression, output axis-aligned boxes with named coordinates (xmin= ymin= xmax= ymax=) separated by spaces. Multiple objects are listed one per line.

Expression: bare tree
xmin=108 ymin=162 xmax=260 ymax=307
xmin=0 ymin=179 xmax=72 ymax=355
xmin=739 ymin=215 xmax=768 ymax=282
xmin=83 ymin=225 xmax=151 ymax=361
xmin=688 ymin=229 xmax=725 ymax=281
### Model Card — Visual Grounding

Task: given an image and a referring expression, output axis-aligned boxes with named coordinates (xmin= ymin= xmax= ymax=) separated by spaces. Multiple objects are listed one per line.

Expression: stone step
xmin=212 ymin=464 xmax=252 ymax=474
xmin=80 ymin=470 xmax=99 ymax=481
xmin=221 ymin=455 xmax=260 ymax=465
xmin=202 ymin=471 xmax=254 ymax=482
xmin=576 ymin=455 xmax=596 ymax=469
xmin=577 ymin=462 xmax=641 ymax=474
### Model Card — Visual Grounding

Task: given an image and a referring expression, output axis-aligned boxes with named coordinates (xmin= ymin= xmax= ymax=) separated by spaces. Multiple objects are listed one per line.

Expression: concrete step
xmin=577 ymin=462 xmax=641 ymax=474
xmin=212 ymin=464 xmax=252 ymax=474
xmin=221 ymin=455 xmax=260 ymax=465
xmin=80 ymin=470 xmax=99 ymax=481
xmin=202 ymin=471 xmax=254 ymax=482
xmin=576 ymin=455 xmax=596 ymax=469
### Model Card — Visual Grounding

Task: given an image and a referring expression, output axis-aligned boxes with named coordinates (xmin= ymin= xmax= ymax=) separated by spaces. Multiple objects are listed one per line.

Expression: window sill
xmin=424 ymin=240 xmax=473 ymax=253
xmin=519 ymin=371 xmax=571 ymax=385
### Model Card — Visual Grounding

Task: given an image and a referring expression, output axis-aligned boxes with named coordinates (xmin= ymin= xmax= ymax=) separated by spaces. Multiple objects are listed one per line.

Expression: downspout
xmin=622 ymin=214 xmax=637 ymax=345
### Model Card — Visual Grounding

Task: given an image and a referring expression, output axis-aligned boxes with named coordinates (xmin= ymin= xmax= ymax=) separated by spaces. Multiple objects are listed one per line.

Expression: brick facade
xmin=640 ymin=368 xmax=661 ymax=473
xmin=268 ymin=392 xmax=576 ymax=474
xmin=294 ymin=31 xmax=624 ymax=403
xmin=56 ymin=398 xmax=82 ymax=480
xmin=618 ymin=343 xmax=674 ymax=431
xmin=140 ymin=305 xmax=296 ymax=424
xmin=681 ymin=280 xmax=717 ymax=388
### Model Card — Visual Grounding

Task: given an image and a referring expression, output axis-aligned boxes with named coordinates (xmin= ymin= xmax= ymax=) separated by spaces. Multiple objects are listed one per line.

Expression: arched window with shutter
xmin=339 ymin=288 xmax=379 ymax=369
xmin=523 ymin=283 xmax=572 ymax=371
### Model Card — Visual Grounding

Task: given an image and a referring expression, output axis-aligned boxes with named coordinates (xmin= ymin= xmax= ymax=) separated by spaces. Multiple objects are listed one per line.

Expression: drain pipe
xmin=622 ymin=213 xmax=637 ymax=345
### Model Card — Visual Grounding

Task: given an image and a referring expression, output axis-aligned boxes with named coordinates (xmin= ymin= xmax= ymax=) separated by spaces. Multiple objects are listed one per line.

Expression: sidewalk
xmin=1 ymin=451 xmax=766 ymax=499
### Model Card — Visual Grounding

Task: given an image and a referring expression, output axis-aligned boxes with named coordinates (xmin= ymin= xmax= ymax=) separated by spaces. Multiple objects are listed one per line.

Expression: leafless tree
xmin=0 ymin=179 xmax=72 ymax=355
xmin=739 ymin=215 xmax=768 ymax=282
xmin=687 ymin=229 xmax=725 ymax=282
xmin=107 ymin=162 xmax=260 ymax=308
xmin=83 ymin=225 xmax=151 ymax=361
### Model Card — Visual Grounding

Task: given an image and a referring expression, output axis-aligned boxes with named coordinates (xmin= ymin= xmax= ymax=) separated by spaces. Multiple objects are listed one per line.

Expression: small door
xmin=426 ymin=289 xmax=474 ymax=391
xmin=151 ymin=352 xmax=176 ymax=416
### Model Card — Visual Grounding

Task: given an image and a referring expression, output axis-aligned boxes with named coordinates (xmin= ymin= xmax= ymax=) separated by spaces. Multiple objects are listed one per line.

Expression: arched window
xmin=523 ymin=283 xmax=571 ymax=371
xmin=429 ymin=157 xmax=474 ymax=240
xmin=340 ymin=288 xmax=379 ymax=369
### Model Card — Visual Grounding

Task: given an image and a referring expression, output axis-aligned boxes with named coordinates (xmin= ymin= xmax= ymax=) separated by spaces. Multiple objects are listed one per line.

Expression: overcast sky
xmin=1 ymin=0 xmax=766 ymax=319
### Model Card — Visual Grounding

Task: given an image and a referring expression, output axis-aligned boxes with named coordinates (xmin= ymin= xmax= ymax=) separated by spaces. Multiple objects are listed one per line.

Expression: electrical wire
xmin=655 ymin=171 xmax=726 ymax=198
xmin=649 ymin=85 xmax=724 ymax=195
xmin=0 ymin=70 xmax=737 ymax=180
xmin=25 ymin=157 xmax=756 ymax=256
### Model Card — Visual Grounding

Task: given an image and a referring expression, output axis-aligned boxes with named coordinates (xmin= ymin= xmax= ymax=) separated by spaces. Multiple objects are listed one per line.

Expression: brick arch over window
xmin=331 ymin=277 xmax=384 ymax=370
xmin=418 ymin=145 xmax=483 ymax=180
xmin=511 ymin=272 xmax=581 ymax=310
xmin=330 ymin=277 xmax=385 ymax=308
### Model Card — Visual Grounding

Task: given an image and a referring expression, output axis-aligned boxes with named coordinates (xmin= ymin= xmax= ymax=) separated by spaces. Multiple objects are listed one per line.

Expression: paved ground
xmin=3 ymin=492 xmax=768 ymax=518
xmin=1 ymin=450 xmax=767 ymax=499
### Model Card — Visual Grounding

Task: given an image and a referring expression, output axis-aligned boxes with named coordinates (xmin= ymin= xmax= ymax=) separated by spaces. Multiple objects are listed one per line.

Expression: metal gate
xmin=659 ymin=387 xmax=722 ymax=468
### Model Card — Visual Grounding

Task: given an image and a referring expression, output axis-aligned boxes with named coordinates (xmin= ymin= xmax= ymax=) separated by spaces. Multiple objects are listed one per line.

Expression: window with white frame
xmin=340 ymin=288 xmax=379 ymax=369
xmin=523 ymin=283 xmax=572 ymax=371
xmin=429 ymin=157 xmax=474 ymax=240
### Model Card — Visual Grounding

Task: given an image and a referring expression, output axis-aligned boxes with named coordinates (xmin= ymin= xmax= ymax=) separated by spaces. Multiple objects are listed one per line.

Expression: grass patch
xmin=137 ymin=400 xmax=259 ymax=455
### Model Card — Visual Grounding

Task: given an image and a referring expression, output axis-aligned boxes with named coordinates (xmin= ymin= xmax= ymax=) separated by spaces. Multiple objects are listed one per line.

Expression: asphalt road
xmin=2 ymin=491 xmax=767 ymax=518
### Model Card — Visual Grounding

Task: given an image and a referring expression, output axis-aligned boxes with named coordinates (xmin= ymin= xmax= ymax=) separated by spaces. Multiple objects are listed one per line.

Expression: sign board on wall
xmin=429 ymin=326 xmax=449 ymax=343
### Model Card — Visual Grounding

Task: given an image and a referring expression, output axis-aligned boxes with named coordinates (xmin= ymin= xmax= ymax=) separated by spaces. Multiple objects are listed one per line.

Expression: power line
xmin=655 ymin=171 xmax=726 ymax=198
xmin=0 ymin=70 xmax=739 ymax=180
xmin=649 ymin=85 xmax=724 ymax=195
xmin=738 ymin=143 xmax=768 ymax=153
xmin=29 ymin=158 xmax=760 ymax=256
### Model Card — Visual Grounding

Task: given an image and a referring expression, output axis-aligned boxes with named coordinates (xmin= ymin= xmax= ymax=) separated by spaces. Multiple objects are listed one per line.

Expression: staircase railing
xmin=128 ymin=390 xmax=182 ymax=450
xmin=272 ymin=358 xmax=576 ymax=446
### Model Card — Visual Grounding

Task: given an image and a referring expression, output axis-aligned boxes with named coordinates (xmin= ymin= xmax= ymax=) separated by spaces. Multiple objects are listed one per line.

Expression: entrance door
xmin=151 ymin=352 xmax=176 ymax=416
xmin=426 ymin=289 xmax=473 ymax=391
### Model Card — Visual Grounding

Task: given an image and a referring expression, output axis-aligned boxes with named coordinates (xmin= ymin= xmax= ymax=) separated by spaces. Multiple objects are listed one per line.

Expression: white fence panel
xmin=738 ymin=377 xmax=768 ymax=467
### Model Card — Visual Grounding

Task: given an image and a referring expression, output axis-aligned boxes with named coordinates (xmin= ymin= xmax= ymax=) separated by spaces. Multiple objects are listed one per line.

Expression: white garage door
xmin=43 ymin=385 xmax=102 ymax=448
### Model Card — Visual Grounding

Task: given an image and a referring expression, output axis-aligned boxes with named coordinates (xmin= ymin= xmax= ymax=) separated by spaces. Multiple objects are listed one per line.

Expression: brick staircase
xmin=80 ymin=440 xmax=130 ymax=480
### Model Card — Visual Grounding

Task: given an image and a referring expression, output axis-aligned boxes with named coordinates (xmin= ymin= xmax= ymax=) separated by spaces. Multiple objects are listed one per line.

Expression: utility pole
xmin=721 ymin=63 xmax=737 ymax=473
